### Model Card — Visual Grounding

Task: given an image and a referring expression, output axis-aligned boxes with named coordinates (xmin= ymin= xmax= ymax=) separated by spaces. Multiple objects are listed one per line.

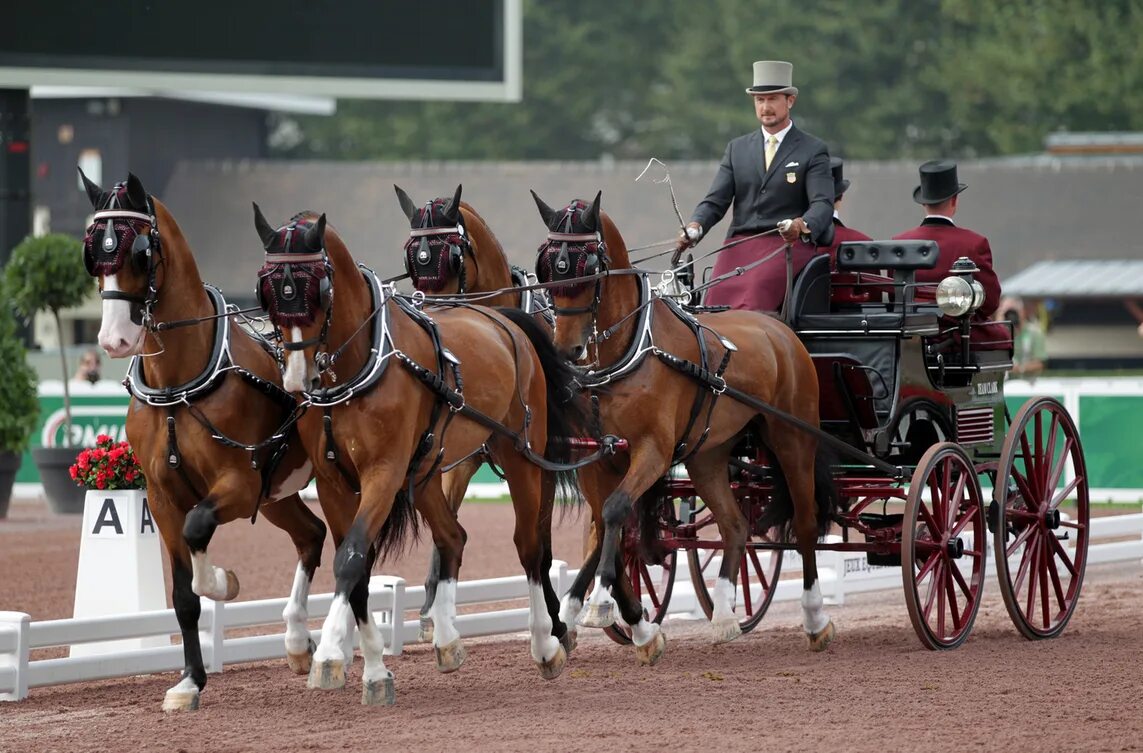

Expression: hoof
xmin=578 ymin=601 xmax=615 ymax=629
xmin=807 ymin=620 xmax=836 ymax=652
xmin=161 ymin=688 xmax=200 ymax=712
xmin=361 ymin=675 xmax=396 ymax=706
xmin=307 ymin=659 xmax=347 ymax=690
xmin=286 ymin=638 xmax=316 ymax=675
xmin=223 ymin=569 xmax=240 ymax=601
xmin=635 ymin=630 xmax=666 ymax=667
xmin=711 ymin=618 xmax=743 ymax=645
xmin=537 ymin=644 xmax=567 ymax=681
xmin=434 ymin=638 xmax=467 ymax=674
xmin=418 ymin=615 xmax=434 ymax=644
xmin=560 ymin=629 xmax=577 ymax=655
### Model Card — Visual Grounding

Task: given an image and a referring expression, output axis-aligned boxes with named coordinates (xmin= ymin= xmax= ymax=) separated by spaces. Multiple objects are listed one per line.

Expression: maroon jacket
xmin=892 ymin=216 xmax=1001 ymax=318
xmin=827 ymin=218 xmax=873 ymax=270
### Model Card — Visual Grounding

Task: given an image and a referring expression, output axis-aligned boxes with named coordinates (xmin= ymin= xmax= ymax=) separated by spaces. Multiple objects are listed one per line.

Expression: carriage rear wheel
xmin=993 ymin=397 xmax=1089 ymax=640
xmin=603 ymin=505 xmax=679 ymax=645
xmin=686 ymin=498 xmax=784 ymax=634
xmin=902 ymin=442 xmax=987 ymax=650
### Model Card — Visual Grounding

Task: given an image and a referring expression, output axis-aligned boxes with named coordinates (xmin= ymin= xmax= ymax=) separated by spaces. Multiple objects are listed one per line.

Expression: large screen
xmin=0 ymin=0 xmax=521 ymax=101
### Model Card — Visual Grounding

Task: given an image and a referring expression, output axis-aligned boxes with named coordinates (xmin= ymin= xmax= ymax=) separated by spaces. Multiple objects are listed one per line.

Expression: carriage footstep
xmin=578 ymin=601 xmax=616 ymax=629
xmin=361 ymin=675 xmax=397 ymax=706
xmin=635 ymin=630 xmax=666 ymax=666
xmin=307 ymin=658 xmax=347 ymax=690
xmin=434 ymin=638 xmax=467 ymax=673
xmin=418 ymin=615 xmax=435 ymax=644
xmin=537 ymin=644 xmax=567 ymax=680
xmin=711 ymin=618 xmax=743 ymax=645
xmin=807 ymin=620 xmax=836 ymax=652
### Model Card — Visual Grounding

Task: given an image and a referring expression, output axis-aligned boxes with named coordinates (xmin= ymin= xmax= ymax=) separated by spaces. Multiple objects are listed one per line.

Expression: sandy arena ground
xmin=1 ymin=496 xmax=1141 ymax=753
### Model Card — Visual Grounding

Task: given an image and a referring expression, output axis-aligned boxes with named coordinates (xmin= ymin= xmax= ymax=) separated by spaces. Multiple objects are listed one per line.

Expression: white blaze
xmin=97 ymin=274 xmax=145 ymax=358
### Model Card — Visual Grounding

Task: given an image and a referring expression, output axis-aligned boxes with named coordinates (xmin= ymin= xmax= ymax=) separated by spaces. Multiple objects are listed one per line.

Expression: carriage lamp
xmin=935 ymin=257 xmax=986 ymax=317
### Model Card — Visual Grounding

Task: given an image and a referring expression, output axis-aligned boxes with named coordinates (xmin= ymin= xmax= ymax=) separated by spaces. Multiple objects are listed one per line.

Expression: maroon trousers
xmin=703 ymin=234 xmax=823 ymax=312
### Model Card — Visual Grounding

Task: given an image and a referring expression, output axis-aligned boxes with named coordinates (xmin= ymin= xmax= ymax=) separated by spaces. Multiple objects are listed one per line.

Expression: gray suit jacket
xmin=690 ymin=125 xmax=834 ymax=245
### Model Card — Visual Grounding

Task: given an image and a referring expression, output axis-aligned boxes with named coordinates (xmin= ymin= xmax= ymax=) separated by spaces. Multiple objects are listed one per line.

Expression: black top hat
xmin=913 ymin=160 xmax=967 ymax=205
xmin=830 ymin=157 xmax=850 ymax=199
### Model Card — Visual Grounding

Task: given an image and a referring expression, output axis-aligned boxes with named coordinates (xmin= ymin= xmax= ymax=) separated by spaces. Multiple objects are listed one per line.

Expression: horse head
xmin=252 ymin=204 xmax=331 ymax=392
xmin=530 ymin=190 xmax=609 ymax=362
xmin=80 ymin=170 xmax=163 ymax=358
xmin=394 ymin=184 xmax=474 ymax=295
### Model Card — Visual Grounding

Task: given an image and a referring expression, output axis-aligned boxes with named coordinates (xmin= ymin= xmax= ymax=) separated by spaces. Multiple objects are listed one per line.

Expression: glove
xmin=778 ymin=217 xmax=809 ymax=243
xmin=673 ymin=222 xmax=702 ymax=265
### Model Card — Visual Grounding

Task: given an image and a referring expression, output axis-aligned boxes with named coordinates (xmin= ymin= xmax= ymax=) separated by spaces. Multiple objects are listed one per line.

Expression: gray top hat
xmin=745 ymin=60 xmax=799 ymax=96
xmin=913 ymin=160 xmax=967 ymax=204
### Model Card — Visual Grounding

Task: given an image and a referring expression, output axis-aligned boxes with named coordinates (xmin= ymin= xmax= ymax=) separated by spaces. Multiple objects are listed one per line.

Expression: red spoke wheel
xmin=902 ymin=442 xmax=987 ymax=650
xmin=993 ymin=397 xmax=1089 ymax=640
xmin=603 ymin=506 xmax=678 ymax=645
xmin=686 ymin=501 xmax=783 ymax=634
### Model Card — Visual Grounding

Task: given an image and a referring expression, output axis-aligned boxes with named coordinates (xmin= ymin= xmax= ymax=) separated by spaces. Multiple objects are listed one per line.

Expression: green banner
xmin=17 ymin=384 xmax=131 ymax=483
xmin=1077 ymin=395 xmax=1143 ymax=490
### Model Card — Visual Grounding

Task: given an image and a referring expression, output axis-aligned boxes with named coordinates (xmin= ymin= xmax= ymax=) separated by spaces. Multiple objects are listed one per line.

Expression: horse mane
xmin=150 ymin=196 xmax=205 ymax=284
xmin=459 ymin=201 xmax=510 ymax=269
xmin=598 ymin=210 xmax=631 ymax=269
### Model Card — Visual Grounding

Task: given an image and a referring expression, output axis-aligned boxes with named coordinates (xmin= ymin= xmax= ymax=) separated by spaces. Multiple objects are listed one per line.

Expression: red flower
xmin=96 ymin=433 xmax=112 ymax=445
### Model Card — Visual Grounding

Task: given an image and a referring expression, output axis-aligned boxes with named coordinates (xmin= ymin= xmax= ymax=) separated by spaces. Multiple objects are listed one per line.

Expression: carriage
xmin=600 ymin=239 xmax=1088 ymax=651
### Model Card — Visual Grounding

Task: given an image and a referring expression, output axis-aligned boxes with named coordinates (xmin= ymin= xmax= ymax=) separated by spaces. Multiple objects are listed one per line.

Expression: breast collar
xmin=579 ymin=274 xmax=656 ymax=387
xmin=303 ymin=265 xmax=393 ymax=407
xmin=125 ymin=285 xmax=233 ymax=406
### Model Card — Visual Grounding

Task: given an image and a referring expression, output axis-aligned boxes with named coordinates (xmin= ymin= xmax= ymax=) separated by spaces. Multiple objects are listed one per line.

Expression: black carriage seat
xmin=791 ymin=242 xmax=941 ymax=334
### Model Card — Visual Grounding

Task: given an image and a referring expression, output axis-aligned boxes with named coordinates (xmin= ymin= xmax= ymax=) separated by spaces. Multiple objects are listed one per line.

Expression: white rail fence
xmin=2 ymin=514 xmax=1140 ymax=701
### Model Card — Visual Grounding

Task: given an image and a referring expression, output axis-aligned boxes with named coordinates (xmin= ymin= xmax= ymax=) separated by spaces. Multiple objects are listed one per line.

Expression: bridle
xmin=535 ymin=202 xmax=609 ymax=364
xmin=404 ymin=202 xmax=474 ymax=294
xmin=257 ymin=228 xmax=337 ymax=376
xmin=83 ymin=190 xmax=163 ymax=330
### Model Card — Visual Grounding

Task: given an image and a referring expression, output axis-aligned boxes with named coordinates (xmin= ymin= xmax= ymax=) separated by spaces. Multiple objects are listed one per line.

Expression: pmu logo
xmin=41 ymin=405 xmax=128 ymax=448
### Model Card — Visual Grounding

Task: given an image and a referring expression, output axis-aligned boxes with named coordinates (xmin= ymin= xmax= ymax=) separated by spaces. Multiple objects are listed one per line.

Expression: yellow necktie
xmin=764 ymin=135 xmax=778 ymax=171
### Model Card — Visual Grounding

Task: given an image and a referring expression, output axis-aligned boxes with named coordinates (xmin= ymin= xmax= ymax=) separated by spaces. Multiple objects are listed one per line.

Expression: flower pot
xmin=0 ymin=451 xmax=21 ymax=519
xmin=32 ymin=446 xmax=89 ymax=515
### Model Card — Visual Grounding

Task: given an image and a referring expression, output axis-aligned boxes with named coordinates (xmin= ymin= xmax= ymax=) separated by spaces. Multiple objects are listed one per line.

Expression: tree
xmin=4 ymin=234 xmax=93 ymax=448
xmin=0 ymin=303 xmax=39 ymax=455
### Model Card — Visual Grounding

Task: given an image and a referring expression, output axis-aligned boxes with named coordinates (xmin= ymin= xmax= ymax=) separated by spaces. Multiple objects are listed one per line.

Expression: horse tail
xmin=497 ymin=307 xmax=595 ymax=506
xmin=372 ymin=485 xmax=420 ymax=565
xmin=757 ymin=443 xmax=840 ymax=542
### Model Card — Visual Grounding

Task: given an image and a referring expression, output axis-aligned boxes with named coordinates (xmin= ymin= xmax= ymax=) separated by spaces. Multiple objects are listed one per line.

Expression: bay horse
xmin=252 ymin=205 xmax=589 ymax=704
xmin=79 ymin=171 xmax=325 ymax=712
xmin=530 ymin=191 xmax=840 ymax=652
xmin=393 ymin=183 xmax=552 ymax=643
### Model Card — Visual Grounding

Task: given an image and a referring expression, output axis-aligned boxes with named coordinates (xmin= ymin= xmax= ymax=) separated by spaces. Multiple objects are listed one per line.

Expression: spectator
xmin=72 ymin=348 xmax=102 ymax=385
xmin=1009 ymin=301 xmax=1047 ymax=380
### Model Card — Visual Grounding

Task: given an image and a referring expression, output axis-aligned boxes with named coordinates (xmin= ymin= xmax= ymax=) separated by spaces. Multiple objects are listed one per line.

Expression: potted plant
xmin=4 ymin=233 xmax=94 ymax=514
xmin=69 ymin=434 xmax=147 ymax=492
xmin=0 ymin=303 xmax=39 ymax=518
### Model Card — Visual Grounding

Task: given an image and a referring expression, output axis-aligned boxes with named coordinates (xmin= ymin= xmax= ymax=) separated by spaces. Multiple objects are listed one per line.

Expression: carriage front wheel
xmin=993 ymin=396 xmax=1089 ymax=640
xmin=902 ymin=442 xmax=987 ymax=650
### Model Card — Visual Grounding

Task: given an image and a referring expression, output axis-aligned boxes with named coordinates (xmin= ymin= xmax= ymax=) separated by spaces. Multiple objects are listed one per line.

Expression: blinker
xmin=102 ymin=219 xmax=117 ymax=252
xmin=281 ymin=264 xmax=297 ymax=301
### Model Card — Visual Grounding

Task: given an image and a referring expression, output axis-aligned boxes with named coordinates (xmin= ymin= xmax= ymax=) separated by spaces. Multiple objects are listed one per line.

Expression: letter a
xmin=140 ymin=497 xmax=156 ymax=534
xmin=93 ymin=498 xmax=124 ymax=535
